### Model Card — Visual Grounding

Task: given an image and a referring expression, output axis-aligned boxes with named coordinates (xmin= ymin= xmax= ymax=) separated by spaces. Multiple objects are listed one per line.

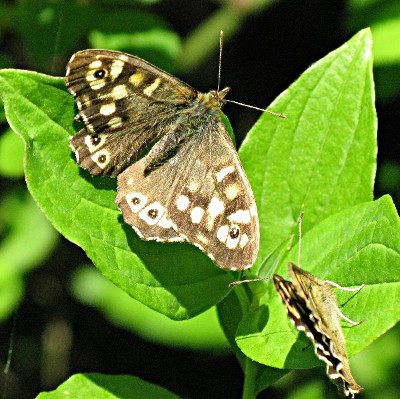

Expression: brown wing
xmin=66 ymin=49 xmax=197 ymax=176
xmin=115 ymin=117 xmax=259 ymax=270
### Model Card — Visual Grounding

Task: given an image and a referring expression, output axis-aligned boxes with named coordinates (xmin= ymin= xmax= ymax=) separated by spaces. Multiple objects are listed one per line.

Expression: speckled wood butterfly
xmin=273 ymin=262 xmax=364 ymax=397
xmin=66 ymin=49 xmax=260 ymax=270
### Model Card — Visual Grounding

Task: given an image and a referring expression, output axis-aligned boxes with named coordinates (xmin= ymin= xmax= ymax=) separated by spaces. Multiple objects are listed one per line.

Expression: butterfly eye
xmin=229 ymin=226 xmax=240 ymax=239
xmin=91 ymin=135 xmax=101 ymax=145
xmin=94 ymin=69 xmax=106 ymax=79
xmin=147 ymin=209 xmax=159 ymax=219
xmin=131 ymin=197 xmax=140 ymax=205
xmin=98 ymin=154 xmax=107 ymax=163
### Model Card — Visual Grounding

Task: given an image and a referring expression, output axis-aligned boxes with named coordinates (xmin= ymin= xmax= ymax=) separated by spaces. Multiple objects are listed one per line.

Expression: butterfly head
xmin=203 ymin=87 xmax=230 ymax=110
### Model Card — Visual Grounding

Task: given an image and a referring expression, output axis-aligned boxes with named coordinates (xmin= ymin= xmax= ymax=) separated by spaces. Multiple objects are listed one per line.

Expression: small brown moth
xmin=273 ymin=262 xmax=364 ymax=398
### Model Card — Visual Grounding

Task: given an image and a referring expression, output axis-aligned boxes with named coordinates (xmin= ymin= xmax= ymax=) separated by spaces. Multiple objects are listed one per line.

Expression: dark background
xmin=0 ymin=1 xmax=399 ymax=398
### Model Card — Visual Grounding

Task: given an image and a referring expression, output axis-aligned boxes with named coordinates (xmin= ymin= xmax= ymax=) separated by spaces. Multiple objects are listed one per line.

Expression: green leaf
xmin=240 ymin=28 xmax=377 ymax=269
xmin=36 ymin=373 xmax=181 ymax=399
xmin=236 ymin=195 xmax=400 ymax=369
xmin=0 ymin=69 xmax=232 ymax=320
xmin=216 ymin=29 xmax=399 ymax=394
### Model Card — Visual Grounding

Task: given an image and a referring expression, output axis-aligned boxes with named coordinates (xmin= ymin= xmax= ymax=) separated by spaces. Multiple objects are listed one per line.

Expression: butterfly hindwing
xmin=116 ymin=115 xmax=259 ymax=270
xmin=66 ymin=49 xmax=259 ymax=270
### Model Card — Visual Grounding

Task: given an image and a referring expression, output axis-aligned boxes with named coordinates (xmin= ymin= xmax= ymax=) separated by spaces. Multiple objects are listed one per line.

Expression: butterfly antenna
xmin=218 ymin=30 xmax=224 ymax=94
xmin=218 ymin=30 xmax=285 ymax=119
xmin=225 ymin=99 xmax=286 ymax=118
xmin=298 ymin=210 xmax=304 ymax=267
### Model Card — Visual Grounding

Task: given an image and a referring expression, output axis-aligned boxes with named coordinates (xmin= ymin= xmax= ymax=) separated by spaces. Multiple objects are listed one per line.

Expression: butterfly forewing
xmin=66 ymin=50 xmax=197 ymax=176
xmin=66 ymin=49 xmax=259 ymax=270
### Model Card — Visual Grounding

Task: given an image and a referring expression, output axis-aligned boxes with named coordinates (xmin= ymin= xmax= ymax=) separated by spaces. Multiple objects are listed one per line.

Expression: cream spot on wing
xmin=157 ymin=214 xmax=175 ymax=229
xmin=143 ymin=78 xmax=161 ymax=96
xmin=250 ymin=204 xmax=257 ymax=216
xmin=216 ymin=166 xmax=235 ymax=182
xmin=80 ymin=94 xmax=90 ymax=107
xmin=126 ymin=192 xmax=148 ymax=213
xmin=196 ymin=233 xmax=209 ymax=245
xmin=228 ymin=209 xmax=251 ymax=224
xmin=191 ymin=207 xmax=204 ymax=224
xmin=225 ymin=184 xmax=239 ymax=200
xmin=108 ymin=116 xmax=123 ymax=129
xmin=85 ymin=135 xmax=106 ymax=152
xmin=208 ymin=197 xmax=224 ymax=218
xmin=176 ymin=195 xmax=190 ymax=211
xmin=131 ymin=225 xmax=144 ymax=239
xmin=207 ymin=197 xmax=225 ymax=230
xmin=208 ymin=252 xmax=215 ymax=261
xmin=110 ymin=59 xmax=124 ymax=79
xmin=139 ymin=202 xmax=165 ymax=225
xmin=80 ymin=113 xmax=88 ymax=123
xmin=188 ymin=180 xmax=199 ymax=193
xmin=111 ymin=84 xmax=128 ymax=100
xmin=88 ymin=60 xmax=102 ymax=69
xmin=100 ymin=102 xmax=116 ymax=116
xmin=92 ymin=149 xmax=110 ymax=169
xmin=89 ymin=80 xmax=106 ymax=90
xmin=226 ymin=225 xmax=241 ymax=249
xmin=86 ymin=123 xmax=96 ymax=133
xmin=129 ymin=72 xmax=144 ymax=86
xmin=239 ymin=233 xmax=249 ymax=248
xmin=217 ymin=225 xmax=229 ymax=243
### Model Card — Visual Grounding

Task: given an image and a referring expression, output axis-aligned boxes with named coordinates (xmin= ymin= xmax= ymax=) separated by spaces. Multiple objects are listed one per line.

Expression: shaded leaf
xmin=36 ymin=373 xmax=181 ymax=399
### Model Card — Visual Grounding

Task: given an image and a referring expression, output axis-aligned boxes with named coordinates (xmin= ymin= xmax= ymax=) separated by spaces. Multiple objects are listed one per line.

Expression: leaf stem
xmin=242 ymin=357 xmax=257 ymax=399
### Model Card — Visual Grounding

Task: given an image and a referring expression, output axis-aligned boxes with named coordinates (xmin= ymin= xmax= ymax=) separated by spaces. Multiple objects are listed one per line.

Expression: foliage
xmin=0 ymin=1 xmax=399 ymax=399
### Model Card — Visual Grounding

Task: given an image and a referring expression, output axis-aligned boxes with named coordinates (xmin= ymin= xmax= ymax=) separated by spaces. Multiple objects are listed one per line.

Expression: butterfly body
xmin=273 ymin=263 xmax=363 ymax=397
xmin=66 ymin=49 xmax=259 ymax=270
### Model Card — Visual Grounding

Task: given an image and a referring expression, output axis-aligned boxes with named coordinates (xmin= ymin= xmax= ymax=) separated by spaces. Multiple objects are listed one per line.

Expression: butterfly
xmin=273 ymin=262 xmax=363 ymax=398
xmin=66 ymin=49 xmax=259 ymax=270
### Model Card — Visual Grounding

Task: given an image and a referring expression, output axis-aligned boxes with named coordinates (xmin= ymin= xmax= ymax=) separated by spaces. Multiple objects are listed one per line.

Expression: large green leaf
xmin=236 ymin=196 xmax=400 ymax=369
xmin=217 ymin=29 xmax=400 ymax=395
xmin=240 ymin=28 xmax=376 ymax=268
xmin=0 ymin=70 xmax=232 ymax=320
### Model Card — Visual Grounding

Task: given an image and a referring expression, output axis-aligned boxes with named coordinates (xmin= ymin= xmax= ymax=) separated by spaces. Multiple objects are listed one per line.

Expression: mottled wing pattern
xmin=116 ymin=116 xmax=259 ymax=270
xmin=66 ymin=49 xmax=259 ymax=270
xmin=66 ymin=50 xmax=197 ymax=176
xmin=273 ymin=263 xmax=363 ymax=397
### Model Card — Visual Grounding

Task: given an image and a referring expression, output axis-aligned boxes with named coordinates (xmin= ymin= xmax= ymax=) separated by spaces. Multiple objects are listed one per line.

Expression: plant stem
xmin=242 ymin=356 xmax=257 ymax=399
